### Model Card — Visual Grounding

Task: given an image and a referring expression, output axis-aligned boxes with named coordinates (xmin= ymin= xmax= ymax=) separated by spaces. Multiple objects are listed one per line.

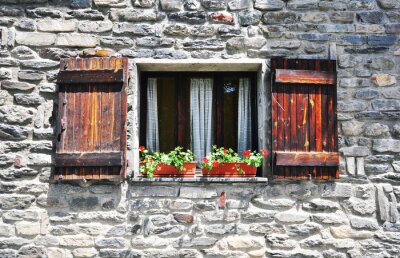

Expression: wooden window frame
xmin=139 ymin=72 xmax=260 ymax=170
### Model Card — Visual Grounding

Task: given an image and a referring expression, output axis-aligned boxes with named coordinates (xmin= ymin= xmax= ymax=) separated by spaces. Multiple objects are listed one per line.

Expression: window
xmin=271 ymin=58 xmax=339 ymax=180
xmin=54 ymin=57 xmax=129 ymax=180
xmin=139 ymin=72 xmax=258 ymax=164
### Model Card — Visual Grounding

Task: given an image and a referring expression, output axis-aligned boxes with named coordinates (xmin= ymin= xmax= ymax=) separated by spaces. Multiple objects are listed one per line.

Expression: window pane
xmin=222 ymin=78 xmax=239 ymax=150
xmin=157 ymin=77 xmax=176 ymax=152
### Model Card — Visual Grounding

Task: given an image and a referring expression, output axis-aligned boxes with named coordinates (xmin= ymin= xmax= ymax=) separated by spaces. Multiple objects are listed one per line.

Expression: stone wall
xmin=0 ymin=0 xmax=400 ymax=257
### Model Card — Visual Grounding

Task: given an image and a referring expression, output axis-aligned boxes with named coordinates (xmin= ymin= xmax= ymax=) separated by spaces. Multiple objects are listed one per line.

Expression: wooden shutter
xmin=271 ymin=58 xmax=339 ymax=180
xmin=54 ymin=57 xmax=129 ymax=180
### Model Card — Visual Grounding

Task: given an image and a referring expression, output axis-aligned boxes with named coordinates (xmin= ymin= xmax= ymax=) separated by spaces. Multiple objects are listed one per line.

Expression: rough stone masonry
xmin=0 ymin=0 xmax=400 ymax=257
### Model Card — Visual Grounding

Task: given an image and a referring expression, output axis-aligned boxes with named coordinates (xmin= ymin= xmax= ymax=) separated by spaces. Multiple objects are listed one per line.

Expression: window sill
xmin=130 ymin=176 xmax=268 ymax=183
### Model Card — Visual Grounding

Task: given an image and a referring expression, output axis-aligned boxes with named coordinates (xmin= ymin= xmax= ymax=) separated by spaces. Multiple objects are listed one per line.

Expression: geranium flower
xmin=261 ymin=149 xmax=268 ymax=157
xmin=223 ymin=149 xmax=228 ymax=154
xmin=203 ymin=158 xmax=209 ymax=164
xmin=144 ymin=158 xmax=153 ymax=163
xmin=139 ymin=146 xmax=145 ymax=151
xmin=212 ymin=160 xmax=219 ymax=167
xmin=242 ymin=150 xmax=251 ymax=157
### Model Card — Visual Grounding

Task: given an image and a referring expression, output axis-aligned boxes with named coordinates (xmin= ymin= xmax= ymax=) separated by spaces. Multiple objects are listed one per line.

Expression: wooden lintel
xmin=57 ymin=69 xmax=124 ymax=84
xmin=275 ymin=69 xmax=336 ymax=85
xmin=55 ymin=152 xmax=123 ymax=167
xmin=275 ymin=151 xmax=339 ymax=166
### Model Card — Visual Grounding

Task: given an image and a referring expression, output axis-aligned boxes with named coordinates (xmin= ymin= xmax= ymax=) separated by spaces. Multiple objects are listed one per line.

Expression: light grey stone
xmin=0 ymin=68 xmax=12 ymax=79
xmin=321 ymin=183 xmax=352 ymax=198
xmin=173 ymin=236 xmax=217 ymax=247
xmin=287 ymin=222 xmax=321 ymax=236
xmin=164 ymin=24 xmax=189 ymax=36
xmin=16 ymin=18 xmax=36 ymax=31
xmin=93 ymin=0 xmax=126 ymax=7
xmin=110 ymin=8 xmax=166 ymax=22
xmin=341 ymin=121 xmax=365 ymax=136
xmin=341 ymin=146 xmax=370 ymax=157
xmin=113 ymin=23 xmax=155 ymax=36
xmin=303 ymin=198 xmax=340 ymax=211
xmin=16 ymin=32 xmax=56 ymax=46
xmin=56 ymin=33 xmax=98 ymax=47
xmin=275 ymin=211 xmax=309 ymax=223
xmin=0 ymin=105 xmax=34 ymax=124
xmin=160 ymin=0 xmax=183 ymax=11
xmin=266 ymin=234 xmax=297 ymax=249
xmin=228 ymin=0 xmax=251 ymax=10
xmin=350 ymin=217 xmax=379 ymax=230
xmin=373 ymin=139 xmax=400 ymax=153
xmin=189 ymin=25 xmax=215 ymax=37
xmin=180 ymin=186 xmax=217 ymax=198
xmin=347 ymin=157 xmax=356 ymax=175
xmin=254 ymin=0 xmax=284 ymax=10
xmin=95 ymin=238 xmax=126 ymax=248
xmin=78 ymin=21 xmax=112 ymax=33
xmin=100 ymin=36 xmax=134 ymax=47
xmin=37 ymin=19 xmax=76 ymax=32
xmin=133 ymin=0 xmax=156 ymax=8
xmin=202 ymin=210 xmax=240 ymax=222
xmin=18 ymin=70 xmax=45 ymax=81
xmin=0 ymin=123 xmax=31 ymax=140
xmin=21 ymin=59 xmax=59 ymax=69
xmin=14 ymin=94 xmax=44 ymax=106
xmin=131 ymin=186 xmax=179 ymax=197
xmin=152 ymin=225 xmax=185 ymax=237
xmin=1 ymin=80 xmax=35 ymax=91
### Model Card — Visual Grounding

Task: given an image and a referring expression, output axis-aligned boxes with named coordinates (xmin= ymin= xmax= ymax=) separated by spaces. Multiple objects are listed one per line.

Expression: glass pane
xmin=157 ymin=77 xmax=176 ymax=152
xmin=222 ymin=78 xmax=239 ymax=150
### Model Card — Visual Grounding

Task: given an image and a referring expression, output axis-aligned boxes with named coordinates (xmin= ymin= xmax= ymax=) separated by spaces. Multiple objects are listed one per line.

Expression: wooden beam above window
xmin=275 ymin=69 xmax=336 ymax=85
xmin=275 ymin=151 xmax=339 ymax=167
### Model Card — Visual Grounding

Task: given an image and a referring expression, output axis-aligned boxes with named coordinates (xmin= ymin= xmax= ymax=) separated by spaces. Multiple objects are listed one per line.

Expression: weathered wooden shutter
xmin=271 ymin=58 xmax=339 ymax=179
xmin=54 ymin=57 xmax=129 ymax=180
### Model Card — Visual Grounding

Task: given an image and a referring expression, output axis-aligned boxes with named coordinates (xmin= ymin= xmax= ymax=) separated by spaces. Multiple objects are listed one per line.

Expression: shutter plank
xmin=275 ymin=152 xmax=339 ymax=166
xmin=275 ymin=69 xmax=336 ymax=85
xmin=57 ymin=69 xmax=124 ymax=84
xmin=55 ymin=152 xmax=123 ymax=167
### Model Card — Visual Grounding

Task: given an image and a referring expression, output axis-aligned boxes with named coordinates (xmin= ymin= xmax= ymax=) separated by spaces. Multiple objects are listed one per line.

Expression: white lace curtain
xmin=146 ymin=78 xmax=159 ymax=153
xmin=190 ymin=78 xmax=214 ymax=163
xmin=238 ymin=78 xmax=252 ymax=155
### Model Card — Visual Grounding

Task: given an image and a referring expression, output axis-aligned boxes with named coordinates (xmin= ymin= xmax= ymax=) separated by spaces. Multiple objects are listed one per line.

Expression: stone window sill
xmin=130 ymin=177 xmax=268 ymax=183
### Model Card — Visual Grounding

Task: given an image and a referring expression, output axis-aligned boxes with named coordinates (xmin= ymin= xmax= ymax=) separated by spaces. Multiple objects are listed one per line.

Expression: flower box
xmin=140 ymin=162 xmax=196 ymax=178
xmin=201 ymin=162 xmax=256 ymax=177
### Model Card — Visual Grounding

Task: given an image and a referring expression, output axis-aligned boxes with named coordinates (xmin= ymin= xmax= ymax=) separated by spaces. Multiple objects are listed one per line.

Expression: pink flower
xmin=261 ymin=149 xmax=269 ymax=157
xmin=203 ymin=158 xmax=209 ymax=164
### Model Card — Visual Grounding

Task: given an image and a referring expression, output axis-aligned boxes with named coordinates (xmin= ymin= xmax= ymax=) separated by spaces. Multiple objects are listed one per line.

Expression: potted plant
xmin=201 ymin=146 xmax=268 ymax=177
xmin=139 ymin=146 xmax=196 ymax=178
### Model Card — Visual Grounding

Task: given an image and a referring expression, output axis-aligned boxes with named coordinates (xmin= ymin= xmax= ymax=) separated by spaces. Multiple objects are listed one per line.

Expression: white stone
xmin=60 ymin=235 xmax=95 ymax=247
xmin=72 ymin=248 xmax=97 ymax=258
xmin=275 ymin=210 xmax=309 ymax=223
xmin=37 ymin=20 xmax=76 ymax=32
xmin=371 ymin=74 xmax=397 ymax=87
xmin=16 ymin=32 xmax=56 ymax=46
xmin=55 ymin=33 xmax=98 ymax=48
xmin=15 ymin=222 xmax=41 ymax=236
xmin=356 ymin=157 xmax=365 ymax=176
xmin=225 ymin=236 xmax=264 ymax=250
xmin=93 ymin=0 xmax=126 ymax=7
xmin=48 ymin=247 xmax=70 ymax=258
xmin=330 ymin=225 xmax=374 ymax=239
xmin=346 ymin=157 xmax=356 ymax=176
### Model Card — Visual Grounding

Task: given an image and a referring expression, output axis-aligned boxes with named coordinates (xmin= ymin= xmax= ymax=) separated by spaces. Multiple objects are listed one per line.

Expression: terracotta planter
xmin=201 ymin=162 xmax=257 ymax=177
xmin=141 ymin=162 xmax=196 ymax=178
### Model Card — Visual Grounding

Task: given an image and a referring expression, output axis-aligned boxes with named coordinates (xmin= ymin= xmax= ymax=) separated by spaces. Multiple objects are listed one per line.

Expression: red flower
xmin=242 ymin=150 xmax=251 ymax=157
xmin=139 ymin=146 xmax=145 ymax=152
xmin=212 ymin=160 xmax=219 ymax=167
xmin=223 ymin=149 xmax=228 ymax=154
xmin=203 ymin=158 xmax=209 ymax=164
xmin=261 ymin=149 xmax=269 ymax=157
xmin=144 ymin=158 xmax=153 ymax=163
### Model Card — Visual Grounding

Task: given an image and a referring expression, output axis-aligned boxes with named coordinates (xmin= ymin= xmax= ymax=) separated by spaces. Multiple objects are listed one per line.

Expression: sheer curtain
xmin=146 ymin=78 xmax=159 ymax=153
xmin=238 ymin=78 xmax=252 ymax=155
xmin=190 ymin=78 xmax=213 ymax=163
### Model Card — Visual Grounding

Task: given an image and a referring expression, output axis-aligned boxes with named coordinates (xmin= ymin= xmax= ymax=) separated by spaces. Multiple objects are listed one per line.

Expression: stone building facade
xmin=0 ymin=0 xmax=400 ymax=257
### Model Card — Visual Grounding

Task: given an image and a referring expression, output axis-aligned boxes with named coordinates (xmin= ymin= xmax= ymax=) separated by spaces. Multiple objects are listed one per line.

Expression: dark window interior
xmin=140 ymin=72 xmax=258 ymax=154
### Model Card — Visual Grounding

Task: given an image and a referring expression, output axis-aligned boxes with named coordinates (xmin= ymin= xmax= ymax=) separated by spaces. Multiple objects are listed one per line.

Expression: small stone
xmin=338 ymin=101 xmax=368 ymax=112
xmin=173 ymin=213 xmax=194 ymax=223
xmin=133 ymin=0 xmax=156 ymax=8
xmin=0 ymin=123 xmax=31 ymax=140
xmin=372 ymin=99 xmax=400 ymax=111
xmin=110 ymin=8 xmax=166 ymax=22
xmin=14 ymin=93 xmax=44 ymax=106
xmin=70 ymin=197 xmax=99 ymax=211
xmin=373 ymin=139 xmax=400 ymax=153
xmin=27 ymin=153 xmax=53 ymax=165
xmin=11 ymin=46 xmax=37 ymax=60
xmin=26 ymin=7 xmax=62 ymax=18
xmin=354 ymin=89 xmax=379 ymax=100
xmin=16 ymin=18 xmax=36 ymax=31
xmin=160 ymin=0 xmax=183 ymax=11
xmin=18 ymin=70 xmax=45 ymax=81
xmin=228 ymin=0 xmax=251 ymax=10
xmin=180 ymin=186 xmax=217 ymax=198
xmin=201 ymin=0 xmax=226 ymax=10
xmin=287 ymin=223 xmax=321 ymax=236
xmin=66 ymin=9 xmax=104 ymax=20
xmin=238 ymin=10 xmax=262 ymax=26
xmin=210 ymin=11 xmax=234 ymax=24
xmin=16 ymin=32 xmax=56 ymax=46
xmin=189 ymin=25 xmax=215 ymax=37
xmin=60 ymin=235 xmax=95 ymax=247
xmin=262 ymin=12 xmax=298 ymax=24
xmin=298 ymin=33 xmax=331 ymax=41
xmin=173 ymin=236 xmax=217 ymax=248
xmin=0 ymin=68 xmax=11 ymax=79
xmin=17 ymin=246 xmax=47 ymax=258
xmin=303 ymin=199 xmax=340 ymax=211
xmin=152 ymin=225 xmax=185 ymax=237
xmin=275 ymin=210 xmax=309 ymax=223
xmin=72 ymin=248 xmax=97 ymax=258
xmin=95 ymin=238 xmax=126 ymax=248
xmin=225 ymin=236 xmax=264 ymax=250
xmin=330 ymin=225 xmax=374 ymax=239
xmin=368 ymin=35 xmax=397 ymax=46
xmin=15 ymin=222 xmax=41 ymax=236
xmin=113 ymin=23 xmax=155 ymax=36
xmin=0 ymin=167 xmax=38 ymax=180
xmin=357 ymin=11 xmax=384 ymax=24
xmin=321 ymin=183 xmax=352 ymax=198
xmin=367 ymin=57 xmax=395 ymax=70
xmin=371 ymin=74 xmax=397 ymax=86
xmin=202 ymin=210 xmax=240 ymax=222
xmin=377 ymin=0 xmax=400 ymax=9
xmin=350 ymin=217 xmax=379 ymax=230
xmin=0 ymin=195 xmax=35 ymax=210
xmin=340 ymin=146 xmax=370 ymax=157
xmin=318 ymin=24 xmax=354 ymax=33
xmin=330 ymin=12 xmax=355 ymax=23
xmin=302 ymin=13 xmax=328 ymax=23
xmin=254 ymin=0 xmax=284 ymax=10
xmin=341 ymin=121 xmax=365 ymax=136
xmin=100 ymin=37 xmax=133 ymax=48
xmin=21 ymin=59 xmax=59 ymax=69
xmin=164 ymin=24 xmax=188 ymax=36
xmin=93 ymin=0 xmax=126 ymax=7
xmin=364 ymin=123 xmax=389 ymax=136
